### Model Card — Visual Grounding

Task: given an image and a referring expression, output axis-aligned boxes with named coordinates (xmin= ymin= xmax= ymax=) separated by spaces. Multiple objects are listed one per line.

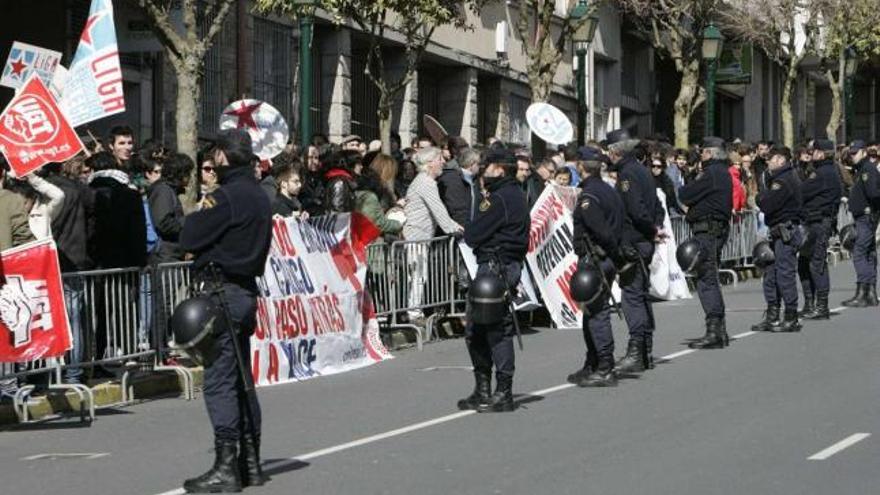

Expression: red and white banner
xmin=0 ymin=239 xmax=72 ymax=363
xmin=525 ymin=184 xmax=583 ymax=329
xmin=0 ymin=75 xmax=84 ymax=177
xmin=251 ymin=213 xmax=391 ymax=387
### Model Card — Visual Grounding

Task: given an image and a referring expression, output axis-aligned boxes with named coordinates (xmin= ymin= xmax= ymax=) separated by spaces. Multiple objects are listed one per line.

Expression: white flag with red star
xmin=219 ymin=99 xmax=290 ymax=160
xmin=0 ymin=42 xmax=63 ymax=91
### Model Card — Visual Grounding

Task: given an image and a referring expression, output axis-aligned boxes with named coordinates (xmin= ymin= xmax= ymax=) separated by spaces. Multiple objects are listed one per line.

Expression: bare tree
xmin=256 ymin=0 xmax=480 ymax=153
xmin=136 ymin=0 xmax=236 ymax=200
xmin=719 ymin=0 xmax=820 ymax=147
xmin=615 ymin=0 xmax=719 ymax=148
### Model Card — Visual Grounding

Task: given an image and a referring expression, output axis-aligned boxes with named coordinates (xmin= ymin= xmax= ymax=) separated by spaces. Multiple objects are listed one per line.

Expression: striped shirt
xmin=403 ymin=172 xmax=462 ymax=241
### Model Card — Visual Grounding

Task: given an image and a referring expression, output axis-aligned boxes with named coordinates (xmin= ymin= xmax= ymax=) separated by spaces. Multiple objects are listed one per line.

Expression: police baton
xmin=489 ymin=253 xmax=524 ymax=351
xmin=206 ymin=264 xmax=259 ymax=439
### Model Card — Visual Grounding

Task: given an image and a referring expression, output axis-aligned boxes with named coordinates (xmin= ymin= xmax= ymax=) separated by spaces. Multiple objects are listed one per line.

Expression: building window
xmin=199 ymin=7 xmax=236 ymax=138
xmin=508 ymin=93 xmax=531 ymax=145
xmin=253 ymin=17 xmax=295 ymax=125
xmin=350 ymin=49 xmax=381 ymax=141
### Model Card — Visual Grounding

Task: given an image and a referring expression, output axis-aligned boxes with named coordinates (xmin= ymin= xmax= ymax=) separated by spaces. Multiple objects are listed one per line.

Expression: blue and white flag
xmin=60 ymin=0 xmax=125 ymax=127
xmin=0 ymin=42 xmax=63 ymax=91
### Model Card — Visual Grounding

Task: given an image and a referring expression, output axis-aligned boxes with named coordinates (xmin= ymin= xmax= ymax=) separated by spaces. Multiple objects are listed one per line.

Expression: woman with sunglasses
xmin=649 ymin=154 xmax=683 ymax=216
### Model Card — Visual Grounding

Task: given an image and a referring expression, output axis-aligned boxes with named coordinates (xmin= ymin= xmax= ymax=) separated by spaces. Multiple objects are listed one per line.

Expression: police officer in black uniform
xmin=605 ymin=130 xmax=665 ymax=373
xmin=569 ymin=148 xmax=625 ymax=387
xmin=458 ymin=146 xmax=529 ymax=412
xmin=678 ymin=137 xmax=733 ymax=348
xmin=752 ymin=146 xmax=804 ymax=332
xmin=841 ymin=140 xmax=880 ymax=307
xmin=179 ymin=130 xmax=273 ymax=493
xmin=798 ymin=139 xmax=843 ymax=319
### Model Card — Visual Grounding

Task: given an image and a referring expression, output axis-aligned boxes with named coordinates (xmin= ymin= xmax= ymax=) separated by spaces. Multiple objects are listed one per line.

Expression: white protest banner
xmin=649 ymin=189 xmax=691 ymax=300
xmin=1 ymin=42 xmax=63 ymax=91
xmin=458 ymin=242 xmax=540 ymax=311
xmin=525 ymin=184 xmax=583 ymax=329
xmin=60 ymin=0 xmax=125 ymax=127
xmin=251 ymin=213 xmax=392 ymax=387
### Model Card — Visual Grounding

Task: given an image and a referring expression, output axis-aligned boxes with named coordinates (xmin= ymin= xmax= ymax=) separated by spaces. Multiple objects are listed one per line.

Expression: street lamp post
xmin=571 ymin=0 xmax=598 ymax=146
xmin=701 ymin=23 xmax=724 ymax=137
xmin=296 ymin=0 xmax=317 ymax=148
xmin=844 ymin=47 xmax=857 ymax=143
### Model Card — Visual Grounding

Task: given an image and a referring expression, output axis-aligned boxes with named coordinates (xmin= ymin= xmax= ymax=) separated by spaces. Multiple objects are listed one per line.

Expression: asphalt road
xmin=1 ymin=262 xmax=878 ymax=495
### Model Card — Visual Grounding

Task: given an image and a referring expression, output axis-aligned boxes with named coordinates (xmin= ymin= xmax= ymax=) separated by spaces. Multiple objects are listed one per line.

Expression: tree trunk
xmin=175 ymin=59 xmax=201 ymax=203
xmin=826 ymin=72 xmax=843 ymax=143
xmin=529 ymin=85 xmax=550 ymax=160
xmin=674 ymin=61 xmax=702 ymax=149
xmin=780 ymin=62 xmax=797 ymax=148
xmin=377 ymin=93 xmax=392 ymax=155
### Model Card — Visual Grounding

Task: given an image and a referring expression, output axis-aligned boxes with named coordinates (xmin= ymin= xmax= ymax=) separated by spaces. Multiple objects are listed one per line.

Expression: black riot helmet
xmin=676 ymin=238 xmax=703 ymax=274
xmin=569 ymin=263 xmax=605 ymax=308
xmin=839 ymin=223 xmax=856 ymax=251
xmin=752 ymin=240 xmax=775 ymax=268
xmin=171 ymin=296 xmax=225 ymax=366
xmin=469 ymin=272 xmax=509 ymax=325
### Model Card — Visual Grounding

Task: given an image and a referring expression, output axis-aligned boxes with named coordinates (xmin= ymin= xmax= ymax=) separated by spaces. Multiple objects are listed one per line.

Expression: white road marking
xmin=530 ymin=383 xmax=575 ymax=396
xmin=661 ymin=349 xmax=696 ymax=360
xmin=22 ymin=452 xmax=110 ymax=461
xmin=830 ymin=306 xmax=847 ymax=313
xmin=417 ymin=366 xmax=474 ymax=372
xmin=808 ymin=433 xmax=871 ymax=460
xmin=731 ymin=331 xmax=757 ymax=339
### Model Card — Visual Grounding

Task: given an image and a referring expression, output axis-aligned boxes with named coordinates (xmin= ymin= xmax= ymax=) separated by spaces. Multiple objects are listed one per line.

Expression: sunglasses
xmin=202 ymin=166 xmax=215 ymax=173
xmin=651 ymin=164 xmax=664 ymax=169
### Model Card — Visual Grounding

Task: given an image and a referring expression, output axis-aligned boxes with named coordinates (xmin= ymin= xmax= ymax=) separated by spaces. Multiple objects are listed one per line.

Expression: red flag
xmin=0 ymin=75 xmax=84 ymax=177
xmin=0 ymin=239 xmax=72 ymax=363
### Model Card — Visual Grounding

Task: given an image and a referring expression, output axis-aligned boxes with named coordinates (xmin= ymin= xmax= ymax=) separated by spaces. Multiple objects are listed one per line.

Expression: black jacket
xmin=180 ymin=166 xmax=272 ymax=290
xmin=323 ymin=168 xmax=356 ymax=214
xmin=757 ymin=164 xmax=803 ymax=227
xmin=678 ymin=159 xmax=733 ymax=223
xmin=272 ymin=194 xmax=302 ymax=217
xmin=147 ymin=179 xmax=186 ymax=263
xmin=573 ymin=176 xmax=623 ymax=258
xmin=47 ymin=175 xmax=94 ymax=272
xmin=300 ymin=170 xmax=325 ymax=216
xmin=653 ymin=171 xmax=683 ymax=216
xmin=464 ymin=177 xmax=529 ymax=264
xmin=801 ymin=158 xmax=843 ymax=221
xmin=847 ymin=157 xmax=880 ymax=217
xmin=437 ymin=159 xmax=472 ymax=226
xmin=615 ymin=155 xmax=664 ymax=244
xmin=522 ymin=174 xmax=544 ymax=209
xmin=89 ymin=174 xmax=147 ymax=268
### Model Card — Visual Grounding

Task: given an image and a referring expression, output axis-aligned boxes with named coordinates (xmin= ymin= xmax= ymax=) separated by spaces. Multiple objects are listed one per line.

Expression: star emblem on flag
xmin=80 ymin=11 xmax=106 ymax=47
xmin=223 ymin=101 xmax=263 ymax=130
xmin=8 ymin=56 xmax=27 ymax=78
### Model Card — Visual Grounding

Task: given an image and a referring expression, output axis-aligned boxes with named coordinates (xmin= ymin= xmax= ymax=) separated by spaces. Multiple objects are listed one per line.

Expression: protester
xmin=272 ymin=163 xmax=305 ymax=218
xmin=322 ymin=149 xmax=359 ymax=213
xmin=355 ymin=164 xmax=402 ymax=237
xmin=147 ymin=153 xmax=192 ymax=264
xmin=300 ymin=144 xmax=326 ymax=216
xmin=396 ymin=157 xmax=418 ymax=200
xmin=437 ymin=136 xmax=472 ymax=226
xmin=88 ymin=151 xmax=147 ymax=268
xmin=457 ymin=148 xmax=483 ymax=225
xmin=517 ymin=155 xmax=543 ymax=207
xmin=370 ymin=153 xmax=403 ymax=209
xmin=554 ymin=167 xmax=572 ymax=186
xmin=650 ymin=154 xmax=682 ymax=216
xmin=728 ymin=151 xmax=747 ymax=212
xmin=341 ymin=134 xmax=363 ymax=153
xmin=11 ymin=173 xmax=66 ymax=240
xmin=108 ymin=125 xmax=135 ymax=169
xmin=197 ymin=146 xmax=219 ymax=202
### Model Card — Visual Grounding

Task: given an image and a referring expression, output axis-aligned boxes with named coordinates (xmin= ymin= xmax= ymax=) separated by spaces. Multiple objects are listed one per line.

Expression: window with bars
xmin=350 ymin=50 xmax=381 ymax=141
xmin=508 ymin=93 xmax=531 ymax=145
xmin=199 ymin=5 xmax=236 ymax=137
xmin=253 ymin=17 xmax=295 ymax=125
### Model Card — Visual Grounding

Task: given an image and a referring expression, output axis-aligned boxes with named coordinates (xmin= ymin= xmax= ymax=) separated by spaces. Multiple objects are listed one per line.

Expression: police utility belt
xmin=690 ymin=218 xmax=727 ymax=236
xmin=769 ymin=221 xmax=799 ymax=243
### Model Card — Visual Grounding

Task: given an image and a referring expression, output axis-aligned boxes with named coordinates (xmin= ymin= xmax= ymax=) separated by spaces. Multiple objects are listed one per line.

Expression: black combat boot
xmin=457 ymin=371 xmax=492 ymax=410
xmin=799 ymin=295 xmax=815 ymax=317
xmin=689 ymin=317 xmax=729 ymax=349
xmin=751 ymin=306 xmax=780 ymax=332
xmin=183 ymin=439 xmax=242 ymax=493
xmin=803 ymin=293 xmax=830 ymax=320
xmin=567 ymin=359 xmax=594 ymax=384
xmin=842 ymin=284 xmax=866 ymax=307
xmin=614 ymin=338 xmax=646 ymax=374
xmin=642 ymin=333 xmax=655 ymax=369
xmin=577 ymin=356 xmax=617 ymax=387
xmin=864 ymin=285 xmax=879 ymax=306
xmin=773 ymin=309 xmax=802 ymax=332
xmin=481 ymin=374 xmax=515 ymax=413
xmin=239 ymin=433 xmax=269 ymax=487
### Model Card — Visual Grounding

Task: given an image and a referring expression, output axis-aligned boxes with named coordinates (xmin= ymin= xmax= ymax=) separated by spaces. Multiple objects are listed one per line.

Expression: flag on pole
xmin=0 ymin=41 xmax=63 ymax=91
xmin=0 ymin=75 xmax=84 ymax=177
xmin=60 ymin=0 xmax=125 ymax=127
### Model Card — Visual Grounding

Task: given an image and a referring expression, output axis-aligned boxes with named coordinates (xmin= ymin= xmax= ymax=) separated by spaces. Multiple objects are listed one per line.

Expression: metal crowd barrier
xmin=669 ymin=210 xmax=761 ymax=285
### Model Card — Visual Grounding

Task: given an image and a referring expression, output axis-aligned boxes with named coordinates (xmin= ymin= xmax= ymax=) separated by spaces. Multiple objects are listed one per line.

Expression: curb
xmin=0 ymin=367 xmax=203 ymax=426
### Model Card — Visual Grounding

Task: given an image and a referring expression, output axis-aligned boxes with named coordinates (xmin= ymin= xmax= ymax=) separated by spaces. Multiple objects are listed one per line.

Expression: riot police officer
xmin=569 ymin=148 xmax=624 ymax=387
xmin=605 ymin=129 xmax=665 ymax=373
xmin=458 ymin=146 xmax=529 ymax=412
xmin=678 ymin=137 xmax=733 ymax=348
xmin=752 ymin=146 xmax=804 ymax=332
xmin=798 ymin=139 xmax=843 ymax=318
xmin=179 ymin=130 xmax=273 ymax=493
xmin=841 ymin=140 xmax=880 ymax=307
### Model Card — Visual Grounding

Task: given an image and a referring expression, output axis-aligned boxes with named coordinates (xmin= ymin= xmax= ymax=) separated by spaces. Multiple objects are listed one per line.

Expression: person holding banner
xmin=459 ymin=146 xmax=529 ymax=412
xmin=605 ymin=129 xmax=665 ymax=374
xmin=678 ymin=137 xmax=733 ymax=349
xmin=569 ymin=149 xmax=625 ymax=387
xmin=179 ymin=129 xmax=272 ymax=493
